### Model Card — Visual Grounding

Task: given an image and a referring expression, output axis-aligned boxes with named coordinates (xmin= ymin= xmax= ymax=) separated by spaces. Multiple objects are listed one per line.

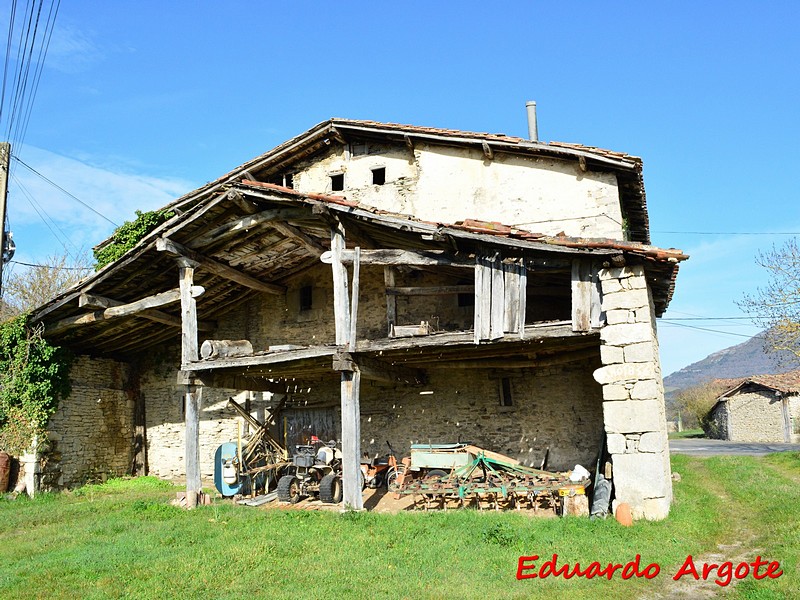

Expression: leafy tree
xmin=673 ymin=380 xmax=729 ymax=430
xmin=1 ymin=253 xmax=91 ymax=321
xmin=739 ymin=238 xmax=800 ymax=367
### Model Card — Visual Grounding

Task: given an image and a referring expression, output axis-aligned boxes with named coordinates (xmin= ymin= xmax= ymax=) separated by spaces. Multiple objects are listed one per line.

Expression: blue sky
xmin=1 ymin=1 xmax=798 ymax=376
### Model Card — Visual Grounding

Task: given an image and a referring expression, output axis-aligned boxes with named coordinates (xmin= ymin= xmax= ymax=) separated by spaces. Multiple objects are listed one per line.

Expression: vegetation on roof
xmin=93 ymin=209 xmax=174 ymax=270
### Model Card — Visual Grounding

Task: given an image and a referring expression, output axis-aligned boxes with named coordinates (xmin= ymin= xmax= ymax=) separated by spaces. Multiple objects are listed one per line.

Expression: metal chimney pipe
xmin=525 ymin=101 xmax=538 ymax=142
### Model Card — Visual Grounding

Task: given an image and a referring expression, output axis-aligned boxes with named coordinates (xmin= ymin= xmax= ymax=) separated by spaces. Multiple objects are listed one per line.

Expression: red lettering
xmin=714 ymin=562 xmax=733 ymax=587
xmin=540 ymin=554 xmax=570 ymax=579
xmin=583 ymin=562 xmax=603 ymax=579
xmin=673 ymin=555 xmax=700 ymax=581
xmin=642 ymin=563 xmax=661 ymax=580
xmin=765 ymin=561 xmax=783 ymax=579
xmin=621 ymin=554 xmax=643 ymax=580
xmin=734 ymin=563 xmax=750 ymax=579
xmin=751 ymin=556 xmax=770 ymax=580
xmin=701 ymin=562 xmax=719 ymax=580
xmin=516 ymin=555 xmax=539 ymax=580
xmin=601 ymin=563 xmax=624 ymax=580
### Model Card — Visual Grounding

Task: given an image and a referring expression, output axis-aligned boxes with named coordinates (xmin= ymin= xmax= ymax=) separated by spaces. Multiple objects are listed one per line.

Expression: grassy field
xmin=1 ymin=453 xmax=798 ymax=599
xmin=668 ymin=428 xmax=706 ymax=439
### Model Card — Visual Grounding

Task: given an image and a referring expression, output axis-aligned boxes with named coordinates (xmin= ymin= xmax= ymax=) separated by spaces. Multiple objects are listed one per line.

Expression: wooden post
xmin=384 ymin=267 xmax=397 ymax=336
xmin=178 ymin=259 xmax=200 ymax=365
xmin=590 ymin=260 xmax=604 ymax=328
xmin=518 ymin=261 xmax=527 ymax=339
xmin=331 ymin=224 xmax=350 ymax=346
xmin=349 ymin=247 xmax=360 ymax=351
xmin=340 ymin=369 xmax=363 ymax=510
xmin=571 ymin=259 xmax=592 ymax=333
xmin=0 ymin=142 xmax=9 ymax=297
xmin=489 ymin=257 xmax=505 ymax=340
xmin=185 ymin=384 xmax=201 ymax=508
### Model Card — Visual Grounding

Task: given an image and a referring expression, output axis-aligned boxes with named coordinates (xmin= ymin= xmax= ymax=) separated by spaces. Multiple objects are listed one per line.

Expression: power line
xmin=12 ymin=154 xmax=119 ymax=226
xmin=10 ymin=259 xmax=89 ymax=271
xmin=659 ymin=320 xmax=764 ymax=340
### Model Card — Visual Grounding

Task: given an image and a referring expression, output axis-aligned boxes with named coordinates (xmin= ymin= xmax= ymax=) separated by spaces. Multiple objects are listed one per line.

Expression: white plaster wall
xmin=292 ymin=142 xmax=624 ymax=239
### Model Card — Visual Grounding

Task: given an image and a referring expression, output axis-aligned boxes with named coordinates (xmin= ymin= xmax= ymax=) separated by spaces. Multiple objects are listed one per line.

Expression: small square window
xmin=371 ymin=167 xmax=386 ymax=185
xmin=330 ymin=173 xmax=344 ymax=192
xmin=299 ymin=285 xmax=313 ymax=311
xmin=285 ymin=173 xmax=294 ymax=189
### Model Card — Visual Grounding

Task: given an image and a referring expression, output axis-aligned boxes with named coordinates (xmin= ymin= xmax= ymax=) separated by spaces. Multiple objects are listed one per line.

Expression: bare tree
xmin=673 ymin=380 xmax=730 ymax=430
xmin=0 ymin=253 xmax=92 ymax=321
xmin=739 ymin=238 xmax=800 ymax=367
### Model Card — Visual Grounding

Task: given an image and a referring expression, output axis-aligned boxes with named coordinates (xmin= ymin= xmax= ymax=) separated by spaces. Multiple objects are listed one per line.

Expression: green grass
xmin=1 ymin=455 xmax=797 ymax=599
xmin=668 ymin=428 xmax=706 ymax=439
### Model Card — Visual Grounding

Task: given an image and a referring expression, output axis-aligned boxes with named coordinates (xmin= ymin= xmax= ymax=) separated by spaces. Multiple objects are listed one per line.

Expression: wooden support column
xmin=178 ymin=259 xmax=200 ymax=364
xmin=571 ymin=259 xmax=592 ymax=333
xmin=330 ymin=225 xmax=363 ymax=510
xmin=384 ymin=267 xmax=397 ymax=336
xmin=184 ymin=384 xmax=201 ymax=508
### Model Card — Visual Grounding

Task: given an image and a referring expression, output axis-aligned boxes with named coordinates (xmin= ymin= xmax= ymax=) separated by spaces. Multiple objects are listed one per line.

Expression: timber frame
xmin=30 ymin=119 xmax=687 ymax=511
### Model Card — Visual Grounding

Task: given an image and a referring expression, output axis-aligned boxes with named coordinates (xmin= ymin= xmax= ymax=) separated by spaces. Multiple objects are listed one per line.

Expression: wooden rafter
xmin=79 ymin=292 xmax=216 ymax=332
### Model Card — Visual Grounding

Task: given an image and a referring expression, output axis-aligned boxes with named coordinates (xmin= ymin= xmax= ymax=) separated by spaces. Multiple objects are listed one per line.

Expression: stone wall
xmin=44 ymin=356 xmax=134 ymax=488
xmin=723 ymin=389 xmax=787 ymax=443
xmin=593 ymin=265 xmax=672 ymax=520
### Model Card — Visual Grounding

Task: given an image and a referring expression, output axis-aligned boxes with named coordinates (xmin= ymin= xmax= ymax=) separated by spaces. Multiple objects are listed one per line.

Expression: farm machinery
xmin=277 ymin=437 xmax=344 ymax=504
xmin=393 ymin=443 xmax=589 ymax=512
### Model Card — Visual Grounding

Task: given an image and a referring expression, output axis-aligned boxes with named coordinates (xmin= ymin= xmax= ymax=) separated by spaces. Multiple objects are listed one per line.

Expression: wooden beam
xmin=330 ymin=224 xmax=351 ymax=346
xmin=571 ymin=259 xmax=593 ymax=333
xmin=189 ymin=207 xmax=308 ymax=248
xmin=332 ymin=351 xmax=426 ymax=385
xmin=349 ymin=247 xmax=360 ymax=352
xmin=490 ymin=257 xmax=505 ymax=340
xmin=590 ymin=260 xmax=604 ymax=328
xmin=384 ymin=267 xmax=397 ymax=335
xmin=46 ymin=287 xmax=204 ymax=336
xmin=340 ymin=369 xmax=363 ymax=510
xmin=185 ymin=384 xmax=201 ymax=508
xmin=270 ymin=220 xmax=326 ymax=255
xmin=226 ymin=189 xmax=259 ymax=215
xmin=321 ymin=248 xmax=473 ymax=268
xmin=179 ymin=261 xmax=199 ymax=365
xmin=386 ymin=285 xmax=474 ymax=296
xmin=156 ymin=237 xmax=286 ymax=295
xmin=78 ymin=292 xmax=215 ymax=332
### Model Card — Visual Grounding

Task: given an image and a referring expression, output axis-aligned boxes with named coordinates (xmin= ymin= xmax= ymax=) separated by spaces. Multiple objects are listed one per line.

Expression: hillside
xmin=663 ymin=333 xmax=798 ymax=398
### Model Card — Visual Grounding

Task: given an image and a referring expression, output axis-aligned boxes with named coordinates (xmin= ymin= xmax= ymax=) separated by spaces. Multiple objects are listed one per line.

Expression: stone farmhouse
xmin=29 ymin=118 xmax=687 ymax=520
xmin=707 ymin=371 xmax=800 ymax=443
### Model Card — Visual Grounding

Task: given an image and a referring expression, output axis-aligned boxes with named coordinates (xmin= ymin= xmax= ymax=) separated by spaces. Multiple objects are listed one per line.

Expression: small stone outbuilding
xmin=706 ymin=372 xmax=800 ymax=443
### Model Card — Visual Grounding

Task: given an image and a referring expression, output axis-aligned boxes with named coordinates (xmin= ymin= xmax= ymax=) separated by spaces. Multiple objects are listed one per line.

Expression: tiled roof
xmin=718 ymin=370 xmax=800 ymax=397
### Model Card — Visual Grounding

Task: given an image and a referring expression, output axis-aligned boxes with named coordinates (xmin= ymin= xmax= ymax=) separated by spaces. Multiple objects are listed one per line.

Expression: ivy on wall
xmin=0 ymin=315 xmax=72 ymax=455
xmin=93 ymin=209 xmax=175 ymax=270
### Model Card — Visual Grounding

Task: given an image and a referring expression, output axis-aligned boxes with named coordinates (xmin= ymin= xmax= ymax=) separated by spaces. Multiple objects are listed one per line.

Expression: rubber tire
xmin=319 ymin=473 xmax=343 ymax=504
xmin=277 ymin=475 xmax=301 ymax=503
xmin=386 ymin=466 xmax=406 ymax=492
xmin=425 ymin=469 xmax=448 ymax=480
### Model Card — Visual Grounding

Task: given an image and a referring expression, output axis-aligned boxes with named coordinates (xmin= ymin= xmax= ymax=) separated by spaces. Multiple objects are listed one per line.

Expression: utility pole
xmin=0 ymin=142 xmax=9 ymax=299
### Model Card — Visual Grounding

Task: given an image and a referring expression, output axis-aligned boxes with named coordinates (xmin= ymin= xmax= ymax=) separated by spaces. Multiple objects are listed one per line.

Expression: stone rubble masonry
xmin=595 ymin=265 xmax=672 ymax=521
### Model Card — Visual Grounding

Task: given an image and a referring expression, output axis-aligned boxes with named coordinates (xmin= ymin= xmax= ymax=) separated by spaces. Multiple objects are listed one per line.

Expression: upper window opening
xmin=371 ymin=167 xmax=386 ymax=186
xmin=350 ymin=142 xmax=368 ymax=156
xmin=500 ymin=377 xmax=513 ymax=407
xmin=330 ymin=173 xmax=344 ymax=192
xmin=299 ymin=285 xmax=313 ymax=312
xmin=284 ymin=173 xmax=294 ymax=189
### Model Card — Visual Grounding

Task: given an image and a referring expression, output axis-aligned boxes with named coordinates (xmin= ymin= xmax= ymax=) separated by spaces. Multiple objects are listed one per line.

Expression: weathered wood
xmin=349 ymin=247 xmax=360 ymax=352
xmin=384 ymin=267 xmax=397 ymax=335
xmin=352 ymin=355 xmax=426 ymax=385
xmin=185 ymin=385 xmax=201 ymax=508
xmin=389 ymin=322 xmax=431 ymax=338
xmin=571 ymin=259 xmax=593 ymax=333
xmin=130 ymin=386 xmax=147 ymax=477
xmin=330 ymin=225 xmax=351 ymax=346
xmin=270 ymin=220 xmax=326 ymax=255
xmin=46 ymin=287 xmax=204 ymax=335
xmin=156 ymin=237 xmax=286 ymax=295
xmin=473 ymin=257 xmax=483 ymax=344
xmin=189 ymin=207 xmax=309 ymax=248
xmin=321 ymin=248 xmax=473 ymax=268
xmin=340 ymin=369 xmax=363 ymax=510
xmin=179 ymin=263 xmax=199 ymax=364
xmin=78 ymin=292 xmax=215 ymax=332
xmin=200 ymin=339 xmax=254 ymax=360
xmin=490 ymin=258 xmax=505 ymax=340
xmin=478 ymin=258 xmax=492 ymax=341
xmin=519 ymin=264 xmax=527 ymax=339
xmin=386 ymin=285 xmax=475 ymax=296
xmin=226 ymin=189 xmax=259 ymax=215
xmin=590 ymin=261 xmax=604 ymax=328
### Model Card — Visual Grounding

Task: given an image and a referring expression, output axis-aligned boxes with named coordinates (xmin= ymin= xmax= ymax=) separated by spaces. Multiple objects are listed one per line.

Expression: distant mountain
xmin=663 ymin=333 xmax=798 ymax=399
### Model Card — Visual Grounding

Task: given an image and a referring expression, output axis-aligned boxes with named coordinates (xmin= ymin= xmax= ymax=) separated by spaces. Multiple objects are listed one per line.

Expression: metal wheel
xmin=319 ymin=473 xmax=343 ymax=504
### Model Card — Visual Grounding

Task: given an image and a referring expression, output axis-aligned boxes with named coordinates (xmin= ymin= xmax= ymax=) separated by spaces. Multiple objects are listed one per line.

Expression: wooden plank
xmin=473 ymin=257 xmax=483 ymax=344
xmin=320 ymin=248 xmax=473 ymax=267
xmin=386 ymin=285 xmax=474 ymax=296
xmin=185 ymin=385 xmax=201 ymax=508
xmin=179 ymin=262 xmax=200 ymax=364
xmin=189 ymin=207 xmax=308 ymax=248
xmin=340 ymin=369 xmax=363 ymax=510
xmin=270 ymin=220 xmax=326 ymax=255
xmin=330 ymin=224 xmax=351 ymax=346
xmin=590 ymin=261 xmax=604 ymax=328
xmin=519 ymin=263 xmax=527 ymax=340
xmin=349 ymin=247 xmax=360 ymax=352
xmin=156 ymin=237 xmax=286 ymax=295
xmin=503 ymin=263 xmax=520 ymax=334
xmin=352 ymin=355 xmax=426 ymax=385
xmin=571 ymin=259 xmax=592 ymax=333
xmin=46 ymin=287 xmax=204 ymax=336
xmin=384 ymin=267 xmax=397 ymax=336
xmin=490 ymin=258 xmax=505 ymax=340
xmin=78 ymin=292 xmax=215 ymax=332
xmin=479 ymin=258 xmax=492 ymax=341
